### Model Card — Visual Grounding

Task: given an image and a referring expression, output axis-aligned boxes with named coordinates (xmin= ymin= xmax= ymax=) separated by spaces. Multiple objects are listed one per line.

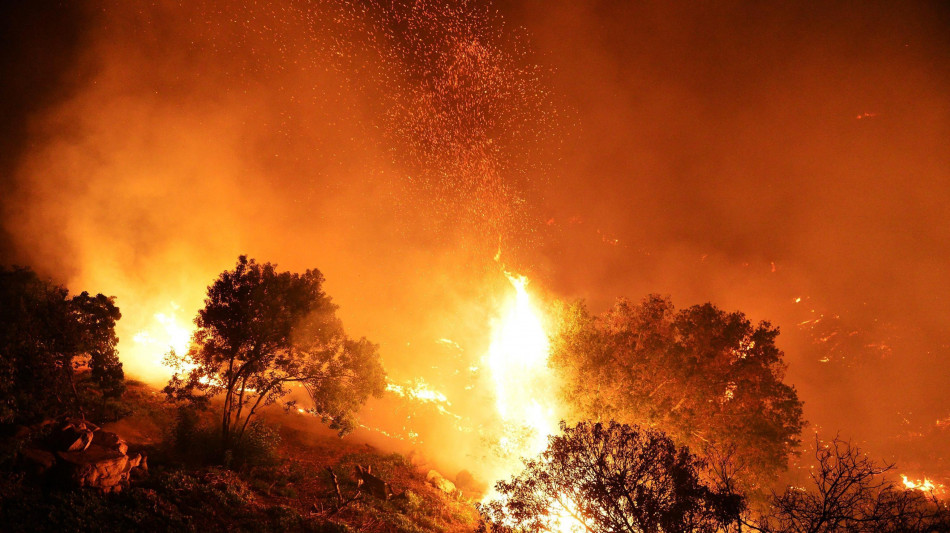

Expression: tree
xmin=550 ymin=296 xmax=805 ymax=491
xmin=481 ymin=421 xmax=744 ymax=533
xmin=0 ymin=266 xmax=123 ymax=424
xmin=750 ymin=435 xmax=950 ymax=533
xmin=164 ymin=256 xmax=386 ymax=449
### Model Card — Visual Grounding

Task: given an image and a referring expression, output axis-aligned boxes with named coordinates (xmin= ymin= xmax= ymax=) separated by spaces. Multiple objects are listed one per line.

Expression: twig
xmin=326 ymin=466 xmax=344 ymax=504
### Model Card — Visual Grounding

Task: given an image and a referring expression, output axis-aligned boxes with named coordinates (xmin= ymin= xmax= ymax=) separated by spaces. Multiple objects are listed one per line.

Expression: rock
xmin=93 ymin=430 xmax=128 ymax=454
xmin=57 ymin=443 xmax=129 ymax=489
xmin=16 ymin=419 xmax=145 ymax=492
xmin=61 ymin=417 xmax=98 ymax=433
xmin=426 ymin=470 xmax=456 ymax=494
xmin=130 ymin=455 xmax=148 ymax=481
xmin=50 ymin=425 xmax=93 ymax=452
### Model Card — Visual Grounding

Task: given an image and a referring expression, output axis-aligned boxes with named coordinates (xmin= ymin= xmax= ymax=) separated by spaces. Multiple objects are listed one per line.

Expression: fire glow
xmin=902 ymin=475 xmax=946 ymax=495
xmin=482 ymin=272 xmax=585 ymax=529
xmin=130 ymin=302 xmax=193 ymax=375
xmin=486 ymin=273 xmax=560 ymax=461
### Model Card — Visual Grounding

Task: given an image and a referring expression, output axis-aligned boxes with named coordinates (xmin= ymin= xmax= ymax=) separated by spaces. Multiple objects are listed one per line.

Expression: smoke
xmin=503 ymin=0 xmax=950 ymax=476
xmin=2 ymin=0 xmax=949 ymax=483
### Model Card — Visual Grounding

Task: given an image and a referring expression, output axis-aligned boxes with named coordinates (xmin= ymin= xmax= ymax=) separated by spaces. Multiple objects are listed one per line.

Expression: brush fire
xmin=2 ymin=0 xmax=950 ymax=531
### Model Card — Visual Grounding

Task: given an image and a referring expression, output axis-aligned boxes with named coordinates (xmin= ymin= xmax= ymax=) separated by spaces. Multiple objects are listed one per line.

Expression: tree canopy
xmin=0 ymin=266 xmax=123 ymax=424
xmin=550 ymin=295 xmax=805 ymax=490
xmin=164 ymin=256 xmax=386 ymax=446
xmin=481 ymin=421 xmax=744 ymax=533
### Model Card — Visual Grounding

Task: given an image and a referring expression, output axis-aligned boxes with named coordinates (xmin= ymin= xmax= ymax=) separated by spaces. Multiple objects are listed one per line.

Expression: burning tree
xmin=164 ymin=256 xmax=386 ymax=449
xmin=550 ymin=296 xmax=805 ymax=490
xmin=481 ymin=421 xmax=744 ymax=533
xmin=0 ymin=266 xmax=123 ymax=424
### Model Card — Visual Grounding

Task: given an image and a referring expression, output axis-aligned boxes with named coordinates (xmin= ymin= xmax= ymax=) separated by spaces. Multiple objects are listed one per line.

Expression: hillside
xmin=0 ymin=380 xmax=482 ymax=533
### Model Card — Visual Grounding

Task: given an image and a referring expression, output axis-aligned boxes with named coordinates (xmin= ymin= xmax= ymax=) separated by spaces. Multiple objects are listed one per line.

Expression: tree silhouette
xmin=0 ymin=266 xmax=123 ymax=423
xmin=481 ymin=421 xmax=744 ymax=533
xmin=749 ymin=435 xmax=950 ymax=533
xmin=164 ymin=256 xmax=386 ymax=448
xmin=550 ymin=296 xmax=804 ymax=490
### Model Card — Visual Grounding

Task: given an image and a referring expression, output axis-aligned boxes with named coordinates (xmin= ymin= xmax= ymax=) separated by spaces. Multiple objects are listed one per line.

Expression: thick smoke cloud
xmin=2 ymin=0 xmax=949 ymax=480
xmin=505 ymin=0 xmax=950 ymax=475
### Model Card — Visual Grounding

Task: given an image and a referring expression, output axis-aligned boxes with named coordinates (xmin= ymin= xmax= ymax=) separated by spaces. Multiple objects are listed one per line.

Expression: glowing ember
xmin=386 ymin=378 xmax=451 ymax=405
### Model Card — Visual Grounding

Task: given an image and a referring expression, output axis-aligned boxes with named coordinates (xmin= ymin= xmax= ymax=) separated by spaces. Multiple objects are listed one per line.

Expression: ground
xmin=0 ymin=380 xmax=482 ymax=533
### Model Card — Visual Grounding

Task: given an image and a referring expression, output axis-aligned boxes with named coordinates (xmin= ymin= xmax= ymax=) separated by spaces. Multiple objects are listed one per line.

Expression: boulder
xmin=50 ymin=425 xmax=93 ymax=452
xmin=17 ymin=419 xmax=145 ymax=492
xmin=426 ymin=470 xmax=456 ymax=494
xmin=407 ymin=449 xmax=429 ymax=469
xmin=93 ymin=430 xmax=128 ymax=454
xmin=57 ymin=443 xmax=129 ymax=488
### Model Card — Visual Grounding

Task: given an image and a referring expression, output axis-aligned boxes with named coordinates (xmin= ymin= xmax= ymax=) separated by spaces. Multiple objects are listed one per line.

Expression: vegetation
xmin=747 ymin=436 xmax=950 ymax=533
xmin=550 ymin=296 xmax=805 ymax=490
xmin=164 ymin=256 xmax=387 ymax=451
xmin=482 ymin=421 xmax=744 ymax=533
xmin=0 ymin=266 xmax=124 ymax=424
xmin=3 ymin=261 xmax=947 ymax=532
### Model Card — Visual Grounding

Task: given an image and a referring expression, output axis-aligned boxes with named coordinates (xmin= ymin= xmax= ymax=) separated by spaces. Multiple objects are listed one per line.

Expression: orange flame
xmin=902 ymin=474 xmax=946 ymax=494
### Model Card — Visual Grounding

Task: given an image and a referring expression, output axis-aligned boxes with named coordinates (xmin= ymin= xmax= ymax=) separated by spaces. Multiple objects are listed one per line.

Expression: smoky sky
xmin=2 ymin=0 xmax=949 ymax=479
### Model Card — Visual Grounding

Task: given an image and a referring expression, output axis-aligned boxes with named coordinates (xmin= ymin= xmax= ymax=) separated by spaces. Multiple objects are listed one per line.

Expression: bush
xmin=229 ymin=420 xmax=281 ymax=469
xmin=164 ymin=407 xmax=281 ymax=470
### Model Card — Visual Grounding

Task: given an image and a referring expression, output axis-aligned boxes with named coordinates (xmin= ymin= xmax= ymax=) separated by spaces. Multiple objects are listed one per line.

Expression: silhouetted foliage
xmin=0 ymin=266 xmax=123 ymax=424
xmin=551 ymin=296 xmax=805 ymax=490
xmin=481 ymin=421 xmax=744 ymax=533
xmin=164 ymin=256 xmax=386 ymax=451
xmin=749 ymin=435 xmax=950 ymax=533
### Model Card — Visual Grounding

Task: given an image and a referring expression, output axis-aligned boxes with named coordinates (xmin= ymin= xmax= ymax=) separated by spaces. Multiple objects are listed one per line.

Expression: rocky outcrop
xmin=19 ymin=417 xmax=147 ymax=493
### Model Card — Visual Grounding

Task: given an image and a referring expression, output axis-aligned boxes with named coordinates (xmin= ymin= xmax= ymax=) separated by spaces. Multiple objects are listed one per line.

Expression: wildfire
xmin=386 ymin=378 xmax=451 ymax=405
xmin=129 ymin=301 xmax=195 ymax=378
xmin=486 ymin=273 xmax=560 ymax=458
xmin=482 ymin=272 xmax=586 ymax=530
xmin=902 ymin=475 xmax=946 ymax=494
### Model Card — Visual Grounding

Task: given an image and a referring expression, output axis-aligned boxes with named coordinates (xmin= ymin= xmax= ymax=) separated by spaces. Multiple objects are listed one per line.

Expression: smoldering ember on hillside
xmin=1 ymin=1 xmax=949 ymax=531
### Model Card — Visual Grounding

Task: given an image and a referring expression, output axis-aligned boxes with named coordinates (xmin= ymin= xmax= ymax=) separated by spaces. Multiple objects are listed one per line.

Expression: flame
xmin=486 ymin=273 xmax=559 ymax=458
xmin=902 ymin=474 xmax=946 ymax=494
xmin=482 ymin=272 xmax=586 ymax=530
xmin=129 ymin=301 xmax=194 ymax=377
xmin=386 ymin=378 xmax=452 ymax=405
